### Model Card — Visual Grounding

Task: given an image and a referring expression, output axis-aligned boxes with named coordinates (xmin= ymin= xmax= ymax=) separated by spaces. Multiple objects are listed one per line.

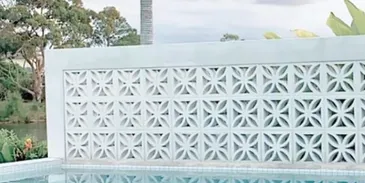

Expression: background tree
xmin=0 ymin=2 xmax=32 ymax=99
xmin=91 ymin=7 xmax=140 ymax=47
xmin=92 ymin=6 xmax=130 ymax=47
xmin=220 ymin=33 xmax=241 ymax=42
xmin=113 ymin=29 xmax=140 ymax=46
xmin=0 ymin=61 xmax=32 ymax=100
xmin=0 ymin=0 xmax=96 ymax=101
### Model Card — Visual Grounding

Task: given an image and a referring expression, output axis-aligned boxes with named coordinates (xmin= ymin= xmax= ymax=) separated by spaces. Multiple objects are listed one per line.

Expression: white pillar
xmin=140 ymin=0 xmax=153 ymax=45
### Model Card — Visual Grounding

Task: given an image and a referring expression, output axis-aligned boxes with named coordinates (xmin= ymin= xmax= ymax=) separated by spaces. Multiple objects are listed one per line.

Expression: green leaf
xmin=1 ymin=142 xmax=14 ymax=162
xmin=26 ymin=152 xmax=38 ymax=160
xmin=326 ymin=12 xmax=354 ymax=36
xmin=344 ymin=0 xmax=365 ymax=34
xmin=0 ymin=153 xmax=5 ymax=163
xmin=351 ymin=20 xmax=359 ymax=34
xmin=31 ymin=141 xmax=48 ymax=158
xmin=263 ymin=32 xmax=281 ymax=39
xmin=291 ymin=29 xmax=318 ymax=38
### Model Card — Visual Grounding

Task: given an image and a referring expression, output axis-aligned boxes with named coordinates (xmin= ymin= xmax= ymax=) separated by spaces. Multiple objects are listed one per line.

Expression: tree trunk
xmin=33 ymin=67 xmax=44 ymax=102
xmin=140 ymin=0 xmax=153 ymax=45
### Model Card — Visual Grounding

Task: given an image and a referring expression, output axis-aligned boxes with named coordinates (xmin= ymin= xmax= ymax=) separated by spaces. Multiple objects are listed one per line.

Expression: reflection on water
xmin=6 ymin=170 xmax=365 ymax=183
xmin=0 ymin=122 xmax=47 ymax=141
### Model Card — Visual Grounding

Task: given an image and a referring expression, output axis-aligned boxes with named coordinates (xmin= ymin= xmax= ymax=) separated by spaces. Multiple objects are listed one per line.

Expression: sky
xmin=83 ymin=0 xmax=365 ymax=43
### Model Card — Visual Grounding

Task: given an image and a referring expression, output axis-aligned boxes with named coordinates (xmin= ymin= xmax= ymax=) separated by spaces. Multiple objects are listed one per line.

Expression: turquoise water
xmin=4 ymin=170 xmax=365 ymax=183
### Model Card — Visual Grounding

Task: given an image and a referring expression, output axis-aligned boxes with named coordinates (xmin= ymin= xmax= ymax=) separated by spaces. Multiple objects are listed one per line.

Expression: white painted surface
xmin=0 ymin=158 xmax=61 ymax=175
xmin=45 ymin=36 xmax=365 ymax=166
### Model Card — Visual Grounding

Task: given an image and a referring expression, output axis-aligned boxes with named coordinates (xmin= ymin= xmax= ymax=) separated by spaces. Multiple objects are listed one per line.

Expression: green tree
xmin=0 ymin=61 xmax=32 ymax=100
xmin=0 ymin=0 xmax=96 ymax=101
xmin=91 ymin=6 xmax=140 ymax=47
xmin=220 ymin=33 xmax=241 ymax=42
xmin=92 ymin=6 xmax=132 ymax=47
xmin=113 ymin=29 xmax=140 ymax=46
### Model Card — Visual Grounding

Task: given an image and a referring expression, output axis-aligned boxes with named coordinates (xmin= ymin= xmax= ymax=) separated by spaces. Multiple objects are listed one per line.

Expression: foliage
xmin=263 ymin=29 xmax=318 ymax=39
xmin=220 ymin=33 xmax=241 ymax=42
xmin=91 ymin=6 xmax=140 ymax=47
xmin=0 ymin=92 xmax=45 ymax=123
xmin=1 ymin=142 xmax=15 ymax=162
xmin=28 ymin=140 xmax=47 ymax=159
xmin=113 ymin=29 xmax=140 ymax=46
xmin=0 ymin=129 xmax=47 ymax=163
xmin=263 ymin=0 xmax=365 ymax=39
xmin=0 ymin=92 xmax=25 ymax=122
xmin=326 ymin=12 xmax=354 ymax=36
xmin=0 ymin=34 xmax=22 ymax=60
xmin=26 ymin=101 xmax=46 ymax=122
xmin=0 ymin=61 xmax=32 ymax=100
xmin=291 ymin=29 xmax=318 ymax=38
xmin=91 ymin=6 xmax=129 ymax=46
xmin=0 ymin=0 xmax=97 ymax=101
xmin=0 ymin=129 xmax=17 ymax=162
xmin=14 ymin=135 xmax=48 ymax=161
xmin=263 ymin=32 xmax=281 ymax=39
xmin=326 ymin=0 xmax=365 ymax=35
xmin=0 ymin=1 xmax=139 ymax=101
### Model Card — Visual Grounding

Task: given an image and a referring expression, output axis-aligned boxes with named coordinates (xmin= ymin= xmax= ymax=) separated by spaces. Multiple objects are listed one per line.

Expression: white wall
xmin=45 ymin=36 xmax=365 ymax=166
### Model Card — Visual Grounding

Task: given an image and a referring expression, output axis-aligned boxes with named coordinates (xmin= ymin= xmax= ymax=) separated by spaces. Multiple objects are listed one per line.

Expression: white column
xmin=140 ymin=0 xmax=153 ymax=45
xmin=45 ymin=50 xmax=66 ymax=160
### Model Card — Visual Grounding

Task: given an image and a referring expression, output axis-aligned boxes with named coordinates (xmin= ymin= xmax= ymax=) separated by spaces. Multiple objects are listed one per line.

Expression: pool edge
xmin=0 ymin=158 xmax=63 ymax=183
xmin=62 ymin=162 xmax=365 ymax=176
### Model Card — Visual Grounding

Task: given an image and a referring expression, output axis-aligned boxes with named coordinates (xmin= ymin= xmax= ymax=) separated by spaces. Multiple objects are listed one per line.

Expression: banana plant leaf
xmin=291 ymin=29 xmax=318 ymax=38
xmin=344 ymin=0 xmax=365 ymax=34
xmin=351 ymin=20 xmax=359 ymax=34
xmin=326 ymin=12 xmax=354 ymax=36
xmin=263 ymin=32 xmax=281 ymax=39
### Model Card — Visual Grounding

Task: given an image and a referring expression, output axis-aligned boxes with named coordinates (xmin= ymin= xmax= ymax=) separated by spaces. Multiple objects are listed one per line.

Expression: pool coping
xmin=0 ymin=158 xmax=62 ymax=183
xmin=62 ymin=161 xmax=365 ymax=176
xmin=0 ymin=158 xmax=62 ymax=174
xmin=1 ymin=158 xmax=365 ymax=179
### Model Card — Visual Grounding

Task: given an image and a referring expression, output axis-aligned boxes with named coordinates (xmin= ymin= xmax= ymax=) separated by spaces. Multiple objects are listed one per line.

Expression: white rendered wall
xmin=45 ymin=36 xmax=365 ymax=165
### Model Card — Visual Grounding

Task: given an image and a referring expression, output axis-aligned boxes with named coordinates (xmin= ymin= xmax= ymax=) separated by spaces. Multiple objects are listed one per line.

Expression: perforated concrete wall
xmin=45 ymin=37 xmax=365 ymax=165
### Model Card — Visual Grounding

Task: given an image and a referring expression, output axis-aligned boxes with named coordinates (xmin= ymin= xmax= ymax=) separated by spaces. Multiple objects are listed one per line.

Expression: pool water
xmin=3 ymin=170 xmax=365 ymax=183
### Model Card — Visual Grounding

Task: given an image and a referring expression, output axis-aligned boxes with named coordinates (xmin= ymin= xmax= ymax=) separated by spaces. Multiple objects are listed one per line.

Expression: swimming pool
xmin=3 ymin=168 xmax=365 ymax=183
